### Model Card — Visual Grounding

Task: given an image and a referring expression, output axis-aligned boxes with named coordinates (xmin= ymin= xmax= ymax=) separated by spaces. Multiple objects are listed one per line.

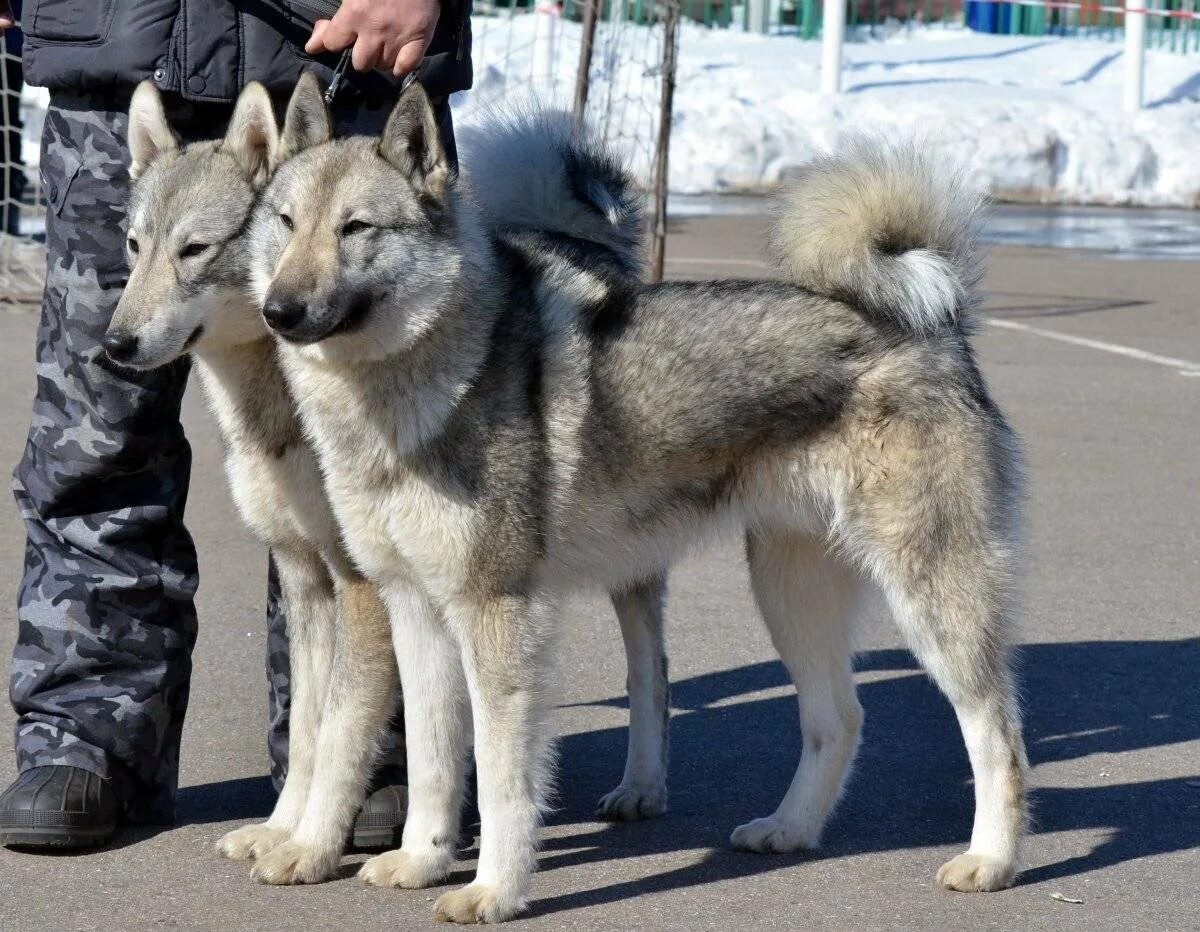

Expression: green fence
xmin=711 ymin=0 xmax=1200 ymax=52
xmin=477 ymin=0 xmax=1200 ymax=52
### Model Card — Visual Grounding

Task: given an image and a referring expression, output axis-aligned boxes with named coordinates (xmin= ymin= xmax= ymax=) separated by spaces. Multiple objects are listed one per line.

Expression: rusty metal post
xmin=649 ymin=0 xmax=680 ymax=283
xmin=573 ymin=0 xmax=601 ymax=126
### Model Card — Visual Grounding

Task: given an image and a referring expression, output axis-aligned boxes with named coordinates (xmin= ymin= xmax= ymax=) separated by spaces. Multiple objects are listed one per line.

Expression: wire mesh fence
xmin=467 ymin=0 xmax=683 ymax=276
xmin=0 ymin=25 xmax=48 ymax=306
xmin=466 ymin=1 xmax=680 ymax=191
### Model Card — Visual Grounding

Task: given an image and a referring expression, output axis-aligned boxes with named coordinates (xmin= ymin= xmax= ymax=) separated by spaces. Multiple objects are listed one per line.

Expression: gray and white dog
xmin=103 ymin=76 xmax=666 ymax=887
xmin=246 ymin=76 xmax=1029 ymax=924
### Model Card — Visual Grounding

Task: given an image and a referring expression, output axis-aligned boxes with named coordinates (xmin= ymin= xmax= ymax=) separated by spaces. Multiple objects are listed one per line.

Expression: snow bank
xmin=454 ymin=18 xmax=1200 ymax=207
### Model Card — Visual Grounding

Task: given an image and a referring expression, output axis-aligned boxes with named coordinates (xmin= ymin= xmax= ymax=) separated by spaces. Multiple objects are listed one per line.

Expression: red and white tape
xmin=965 ymin=0 xmax=1200 ymax=22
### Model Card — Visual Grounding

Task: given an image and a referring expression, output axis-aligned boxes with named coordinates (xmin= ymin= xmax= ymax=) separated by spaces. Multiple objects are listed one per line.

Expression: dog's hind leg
xmin=218 ymin=547 xmax=336 ymax=862
xmin=731 ymin=531 xmax=865 ymax=854
xmin=849 ymin=435 xmax=1028 ymax=892
xmin=360 ymin=581 xmax=470 ymax=891
xmin=596 ymin=573 xmax=670 ymax=821
xmin=252 ymin=577 xmax=397 ymax=885
xmin=872 ymin=550 xmax=1026 ymax=891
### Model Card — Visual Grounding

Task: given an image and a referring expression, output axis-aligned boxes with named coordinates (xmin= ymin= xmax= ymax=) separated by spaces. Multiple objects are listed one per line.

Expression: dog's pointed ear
xmin=280 ymin=72 xmax=332 ymax=159
xmin=222 ymin=82 xmax=279 ymax=189
xmin=128 ymin=81 xmax=179 ymax=180
xmin=378 ymin=81 xmax=449 ymax=206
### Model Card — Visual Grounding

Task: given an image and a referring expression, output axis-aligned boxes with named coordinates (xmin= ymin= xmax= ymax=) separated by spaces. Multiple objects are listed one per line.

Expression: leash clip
xmin=324 ymin=49 xmax=352 ymax=106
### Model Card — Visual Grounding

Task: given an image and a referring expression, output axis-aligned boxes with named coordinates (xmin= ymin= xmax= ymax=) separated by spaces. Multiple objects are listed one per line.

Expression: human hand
xmin=0 ymin=2 xmax=15 ymax=31
xmin=305 ymin=0 xmax=440 ymax=78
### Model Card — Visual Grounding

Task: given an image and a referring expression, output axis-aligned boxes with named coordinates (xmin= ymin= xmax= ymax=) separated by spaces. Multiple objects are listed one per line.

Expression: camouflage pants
xmin=10 ymin=89 xmax=452 ymax=824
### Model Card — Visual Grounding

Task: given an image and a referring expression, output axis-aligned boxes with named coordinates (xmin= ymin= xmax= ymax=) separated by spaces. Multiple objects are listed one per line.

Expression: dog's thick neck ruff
xmin=194 ymin=335 xmax=300 ymax=459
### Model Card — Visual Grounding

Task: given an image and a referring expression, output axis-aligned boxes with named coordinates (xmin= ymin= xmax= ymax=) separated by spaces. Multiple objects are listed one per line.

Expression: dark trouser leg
xmin=10 ymin=94 xmax=199 ymax=824
xmin=265 ymin=560 xmax=290 ymax=792
xmin=262 ymin=95 xmax=456 ymax=791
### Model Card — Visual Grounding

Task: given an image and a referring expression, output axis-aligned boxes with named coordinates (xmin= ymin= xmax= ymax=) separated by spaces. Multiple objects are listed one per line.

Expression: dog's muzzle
xmin=262 ymin=291 xmax=373 ymax=344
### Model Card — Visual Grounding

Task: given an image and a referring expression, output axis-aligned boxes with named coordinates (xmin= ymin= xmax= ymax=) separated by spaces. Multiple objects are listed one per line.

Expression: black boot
xmin=0 ymin=765 xmax=121 ymax=849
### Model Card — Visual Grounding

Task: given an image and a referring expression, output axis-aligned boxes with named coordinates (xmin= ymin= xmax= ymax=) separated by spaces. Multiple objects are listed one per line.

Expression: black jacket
xmin=20 ymin=0 xmax=472 ymax=103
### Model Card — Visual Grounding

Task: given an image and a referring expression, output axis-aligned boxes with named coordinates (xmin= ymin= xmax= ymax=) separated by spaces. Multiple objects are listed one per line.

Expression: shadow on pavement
xmin=178 ymin=775 xmax=276 ymax=825
xmin=533 ymin=638 xmax=1199 ymax=916
xmin=159 ymin=638 xmax=1198 ymax=916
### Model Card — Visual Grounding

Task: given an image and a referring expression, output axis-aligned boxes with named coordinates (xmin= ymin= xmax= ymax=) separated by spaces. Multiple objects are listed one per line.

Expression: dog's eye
xmin=341 ymin=219 xmax=372 ymax=236
xmin=127 ymin=237 xmax=139 ymax=255
xmin=279 ymin=213 xmax=294 ymax=231
xmin=179 ymin=242 xmax=211 ymax=260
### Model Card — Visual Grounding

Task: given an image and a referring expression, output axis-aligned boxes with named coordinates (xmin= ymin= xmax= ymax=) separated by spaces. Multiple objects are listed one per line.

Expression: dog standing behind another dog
xmin=248 ymin=76 xmax=1029 ymax=924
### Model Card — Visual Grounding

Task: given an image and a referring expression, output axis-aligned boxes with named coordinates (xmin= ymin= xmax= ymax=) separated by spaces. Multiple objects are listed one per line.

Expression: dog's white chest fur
xmin=195 ymin=352 xmax=346 ymax=569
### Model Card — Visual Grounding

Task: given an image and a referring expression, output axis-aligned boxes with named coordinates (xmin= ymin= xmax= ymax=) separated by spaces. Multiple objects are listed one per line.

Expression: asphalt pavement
xmin=0 ymin=212 xmax=1196 ymax=931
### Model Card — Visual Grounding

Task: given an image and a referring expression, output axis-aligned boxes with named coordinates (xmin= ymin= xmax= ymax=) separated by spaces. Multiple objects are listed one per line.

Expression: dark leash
xmin=325 ymin=50 xmax=418 ymax=106
xmin=323 ymin=44 xmax=420 ymax=107
xmin=282 ymin=0 xmax=420 ymax=107
xmin=280 ymin=0 xmax=353 ymax=106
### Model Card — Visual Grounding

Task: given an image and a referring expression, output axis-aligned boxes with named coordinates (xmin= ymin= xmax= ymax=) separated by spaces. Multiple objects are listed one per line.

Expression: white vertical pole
xmin=748 ymin=0 xmax=770 ymax=33
xmin=821 ymin=0 xmax=846 ymax=95
xmin=533 ymin=0 xmax=560 ymax=99
xmin=1124 ymin=1 xmax=1146 ymax=112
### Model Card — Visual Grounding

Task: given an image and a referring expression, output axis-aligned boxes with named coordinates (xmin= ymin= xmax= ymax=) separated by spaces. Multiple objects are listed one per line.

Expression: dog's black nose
xmin=262 ymin=297 xmax=306 ymax=332
xmin=102 ymin=330 xmax=138 ymax=362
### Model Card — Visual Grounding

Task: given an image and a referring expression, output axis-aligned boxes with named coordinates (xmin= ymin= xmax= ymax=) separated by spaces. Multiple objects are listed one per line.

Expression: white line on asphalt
xmin=668 ymin=255 xmax=1200 ymax=377
xmin=983 ymin=318 xmax=1200 ymax=376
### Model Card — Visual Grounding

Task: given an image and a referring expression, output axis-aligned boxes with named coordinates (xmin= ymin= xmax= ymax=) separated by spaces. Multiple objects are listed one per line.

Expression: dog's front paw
xmin=433 ymin=882 xmax=522 ymax=924
xmin=359 ymin=847 xmax=453 ymax=889
xmin=730 ymin=816 xmax=818 ymax=854
xmin=250 ymin=839 xmax=340 ymax=885
xmin=216 ymin=824 xmax=290 ymax=861
xmin=937 ymin=852 xmax=1016 ymax=892
xmin=595 ymin=781 xmax=667 ymax=821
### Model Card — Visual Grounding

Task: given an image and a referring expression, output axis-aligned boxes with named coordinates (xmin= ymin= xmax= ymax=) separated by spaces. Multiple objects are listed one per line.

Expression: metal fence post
xmin=573 ymin=0 xmax=600 ymax=125
xmin=1124 ymin=0 xmax=1147 ymax=110
xmin=748 ymin=0 xmax=770 ymax=33
xmin=532 ymin=0 xmax=560 ymax=98
xmin=649 ymin=0 xmax=681 ymax=283
xmin=820 ymin=0 xmax=846 ymax=94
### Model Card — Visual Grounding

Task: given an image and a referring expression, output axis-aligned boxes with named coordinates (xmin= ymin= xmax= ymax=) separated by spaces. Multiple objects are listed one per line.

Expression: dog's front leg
xmin=597 ymin=573 xmax=669 ymax=821
xmin=218 ymin=548 xmax=336 ymax=862
xmin=252 ymin=577 xmax=397 ymax=885
xmin=433 ymin=595 xmax=559 ymax=925
xmin=360 ymin=581 xmax=470 ymax=891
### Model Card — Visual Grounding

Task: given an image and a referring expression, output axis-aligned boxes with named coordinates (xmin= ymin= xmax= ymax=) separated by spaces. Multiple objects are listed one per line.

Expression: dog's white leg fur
xmin=938 ymin=700 xmax=1025 ymax=891
xmin=359 ymin=582 xmax=470 ymax=891
xmin=217 ymin=548 xmax=335 ymax=862
xmin=433 ymin=597 xmax=558 ymax=924
xmin=596 ymin=575 xmax=669 ymax=821
xmin=731 ymin=531 xmax=865 ymax=853
xmin=252 ymin=578 xmax=397 ymax=885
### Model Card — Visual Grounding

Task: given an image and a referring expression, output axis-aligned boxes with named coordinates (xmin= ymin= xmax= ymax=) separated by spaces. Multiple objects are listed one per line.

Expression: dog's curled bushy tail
xmin=459 ymin=109 xmax=643 ymax=273
xmin=771 ymin=138 xmax=985 ymax=334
